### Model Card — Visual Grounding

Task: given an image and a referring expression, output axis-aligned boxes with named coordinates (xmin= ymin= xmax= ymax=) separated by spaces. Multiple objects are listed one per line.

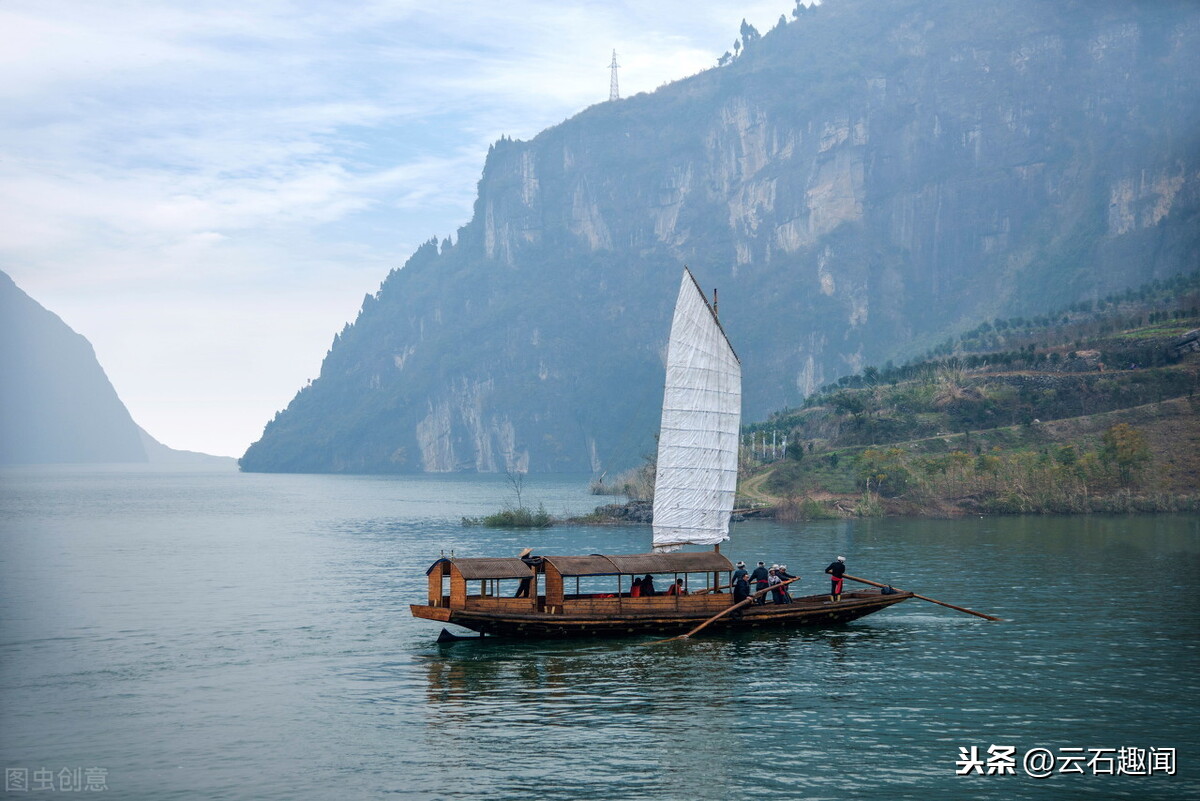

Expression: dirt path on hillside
xmin=738 ymin=470 xmax=846 ymax=507
xmin=737 ymin=471 xmax=778 ymax=506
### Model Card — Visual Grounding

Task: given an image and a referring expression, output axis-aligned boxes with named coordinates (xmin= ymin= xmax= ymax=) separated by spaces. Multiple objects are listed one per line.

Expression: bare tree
xmin=505 ymin=469 xmax=525 ymax=509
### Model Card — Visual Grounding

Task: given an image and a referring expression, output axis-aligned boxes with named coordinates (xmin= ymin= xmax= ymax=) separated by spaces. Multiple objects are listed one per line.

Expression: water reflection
xmin=416 ymin=623 xmax=915 ymax=710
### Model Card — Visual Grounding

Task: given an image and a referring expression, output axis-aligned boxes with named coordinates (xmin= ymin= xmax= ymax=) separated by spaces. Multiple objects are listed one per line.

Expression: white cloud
xmin=0 ymin=0 xmax=794 ymax=457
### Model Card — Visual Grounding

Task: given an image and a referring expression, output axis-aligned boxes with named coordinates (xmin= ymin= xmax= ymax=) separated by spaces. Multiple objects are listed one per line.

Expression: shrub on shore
xmin=462 ymin=503 xmax=553 ymax=528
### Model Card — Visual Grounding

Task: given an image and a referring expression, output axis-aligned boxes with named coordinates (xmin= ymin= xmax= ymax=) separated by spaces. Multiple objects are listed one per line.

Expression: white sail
xmin=652 ymin=269 xmax=742 ymax=553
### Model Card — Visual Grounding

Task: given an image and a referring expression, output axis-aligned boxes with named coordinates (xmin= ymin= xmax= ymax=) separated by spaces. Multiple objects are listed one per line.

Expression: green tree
xmin=1100 ymin=423 xmax=1151 ymax=486
xmin=1055 ymin=444 xmax=1078 ymax=467
xmin=858 ymin=447 xmax=912 ymax=497
xmin=831 ymin=391 xmax=866 ymax=419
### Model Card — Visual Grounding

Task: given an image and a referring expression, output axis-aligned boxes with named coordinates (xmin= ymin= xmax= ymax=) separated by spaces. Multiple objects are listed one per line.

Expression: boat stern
xmin=410 ymin=604 xmax=452 ymax=623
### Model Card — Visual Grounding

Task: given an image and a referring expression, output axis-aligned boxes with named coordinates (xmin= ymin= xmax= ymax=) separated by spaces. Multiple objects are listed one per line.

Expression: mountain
xmin=0 ymin=270 xmax=148 ymax=464
xmin=0 ymin=270 xmax=233 ymax=466
xmin=241 ymin=0 xmax=1200 ymax=475
xmin=137 ymin=426 xmax=237 ymax=467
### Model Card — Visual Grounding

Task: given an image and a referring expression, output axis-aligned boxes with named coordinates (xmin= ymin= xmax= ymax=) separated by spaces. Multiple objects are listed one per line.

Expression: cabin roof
xmin=426 ymin=557 xmax=534 ymax=580
xmin=539 ymin=555 xmax=615 ymax=576
xmin=541 ymin=552 xmax=733 ymax=577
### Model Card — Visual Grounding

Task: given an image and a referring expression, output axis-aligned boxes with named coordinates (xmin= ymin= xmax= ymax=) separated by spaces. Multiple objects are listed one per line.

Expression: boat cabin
xmin=424 ymin=551 xmax=734 ymax=616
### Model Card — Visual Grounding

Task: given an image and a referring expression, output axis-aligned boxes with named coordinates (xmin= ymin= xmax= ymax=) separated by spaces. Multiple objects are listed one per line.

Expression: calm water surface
xmin=1 ymin=466 xmax=1197 ymax=800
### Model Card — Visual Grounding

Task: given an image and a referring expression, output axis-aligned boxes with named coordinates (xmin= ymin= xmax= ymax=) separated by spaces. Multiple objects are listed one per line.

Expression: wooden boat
xmin=410 ymin=552 xmax=912 ymax=638
xmin=410 ymin=269 xmax=912 ymax=638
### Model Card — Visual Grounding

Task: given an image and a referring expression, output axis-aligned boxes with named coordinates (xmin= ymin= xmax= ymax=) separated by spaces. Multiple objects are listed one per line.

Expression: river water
xmin=1 ymin=466 xmax=1197 ymax=800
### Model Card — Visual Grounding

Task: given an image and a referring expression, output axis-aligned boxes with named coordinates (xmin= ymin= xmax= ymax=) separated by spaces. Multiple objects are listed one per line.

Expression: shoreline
xmin=567 ymin=492 xmax=1200 ymax=526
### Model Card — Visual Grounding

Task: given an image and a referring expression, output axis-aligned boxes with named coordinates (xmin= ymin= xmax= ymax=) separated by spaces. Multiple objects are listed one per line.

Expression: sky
xmin=1 ymin=0 xmax=801 ymax=458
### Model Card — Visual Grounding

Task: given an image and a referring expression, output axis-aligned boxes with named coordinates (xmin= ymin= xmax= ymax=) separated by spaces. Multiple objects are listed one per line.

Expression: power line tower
xmin=608 ymin=49 xmax=620 ymax=102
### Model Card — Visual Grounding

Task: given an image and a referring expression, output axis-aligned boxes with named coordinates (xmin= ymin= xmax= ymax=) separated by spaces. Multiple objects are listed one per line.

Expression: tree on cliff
xmin=740 ymin=19 xmax=762 ymax=49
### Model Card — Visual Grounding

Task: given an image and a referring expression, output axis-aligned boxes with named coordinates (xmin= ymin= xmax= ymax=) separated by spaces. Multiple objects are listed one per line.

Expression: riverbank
xmin=574 ymin=391 xmax=1200 ymax=524
xmin=731 ymin=292 xmax=1200 ymax=520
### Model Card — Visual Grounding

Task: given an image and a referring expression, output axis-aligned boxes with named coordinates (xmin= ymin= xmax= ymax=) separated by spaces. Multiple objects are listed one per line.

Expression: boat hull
xmin=411 ymin=590 xmax=912 ymax=639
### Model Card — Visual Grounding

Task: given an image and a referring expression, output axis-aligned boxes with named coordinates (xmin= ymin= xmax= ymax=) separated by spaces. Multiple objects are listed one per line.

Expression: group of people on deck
xmin=731 ymin=556 xmax=848 ymax=604
xmin=629 ymin=575 xmax=688 ymax=597
xmin=519 ymin=557 xmax=850 ymax=603
xmin=731 ymin=561 xmax=797 ymax=605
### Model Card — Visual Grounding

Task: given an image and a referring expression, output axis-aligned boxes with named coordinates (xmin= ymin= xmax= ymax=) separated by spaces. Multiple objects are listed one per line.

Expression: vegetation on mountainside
xmin=740 ymin=274 xmax=1200 ymax=517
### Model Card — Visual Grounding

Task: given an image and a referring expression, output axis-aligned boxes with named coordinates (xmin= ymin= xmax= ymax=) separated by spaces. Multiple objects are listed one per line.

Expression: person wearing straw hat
xmin=825 ymin=556 xmax=847 ymax=602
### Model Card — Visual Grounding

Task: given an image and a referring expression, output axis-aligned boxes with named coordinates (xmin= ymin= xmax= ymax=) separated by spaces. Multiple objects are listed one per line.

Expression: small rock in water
xmin=594 ymin=501 xmax=653 ymax=523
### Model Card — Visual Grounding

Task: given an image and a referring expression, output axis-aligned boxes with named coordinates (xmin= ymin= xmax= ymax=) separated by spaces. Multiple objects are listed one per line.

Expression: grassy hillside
xmin=740 ymin=273 xmax=1200 ymax=517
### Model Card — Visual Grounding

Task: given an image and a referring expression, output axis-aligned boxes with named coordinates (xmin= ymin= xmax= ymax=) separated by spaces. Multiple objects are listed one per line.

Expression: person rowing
xmin=825 ymin=555 xmax=846 ymax=602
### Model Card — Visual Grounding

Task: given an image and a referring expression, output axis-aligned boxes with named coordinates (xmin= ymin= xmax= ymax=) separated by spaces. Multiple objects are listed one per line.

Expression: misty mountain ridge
xmin=241 ymin=0 xmax=1200 ymax=475
xmin=0 ymin=270 xmax=233 ymax=467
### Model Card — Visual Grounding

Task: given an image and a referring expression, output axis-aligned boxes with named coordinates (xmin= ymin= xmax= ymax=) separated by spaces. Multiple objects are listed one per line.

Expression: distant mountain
xmin=137 ymin=426 xmax=236 ymax=467
xmin=0 ymin=270 xmax=147 ymax=464
xmin=0 ymin=270 xmax=233 ymax=466
xmin=242 ymin=0 xmax=1200 ymax=475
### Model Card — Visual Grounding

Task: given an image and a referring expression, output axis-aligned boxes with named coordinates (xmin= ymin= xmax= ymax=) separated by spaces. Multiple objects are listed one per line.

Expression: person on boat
xmin=641 ymin=574 xmax=657 ymax=596
xmin=750 ymin=561 xmax=770 ymax=604
xmin=630 ymin=577 xmax=643 ymax=598
xmin=666 ymin=578 xmax=687 ymax=596
xmin=825 ymin=556 xmax=847 ymax=602
xmin=768 ymin=568 xmax=786 ymax=604
xmin=514 ymin=549 xmax=538 ymax=597
xmin=777 ymin=564 xmax=796 ymax=603
xmin=732 ymin=561 xmax=750 ymax=604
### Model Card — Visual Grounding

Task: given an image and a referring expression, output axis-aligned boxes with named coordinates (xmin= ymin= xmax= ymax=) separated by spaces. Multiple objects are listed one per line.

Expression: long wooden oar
xmin=654 ymin=578 xmax=801 ymax=643
xmin=842 ymin=574 xmax=1001 ymax=621
xmin=691 ymin=582 xmax=732 ymax=595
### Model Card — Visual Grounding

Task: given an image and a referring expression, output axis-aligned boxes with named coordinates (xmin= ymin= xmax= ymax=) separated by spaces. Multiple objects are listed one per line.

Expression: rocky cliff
xmin=1 ymin=270 xmax=148 ymax=464
xmin=241 ymin=0 xmax=1200 ymax=474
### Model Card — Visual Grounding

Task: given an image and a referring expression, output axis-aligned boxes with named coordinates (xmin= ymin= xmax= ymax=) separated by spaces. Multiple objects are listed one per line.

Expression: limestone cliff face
xmin=241 ymin=0 xmax=1200 ymax=474
xmin=415 ymin=378 xmax=528 ymax=473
